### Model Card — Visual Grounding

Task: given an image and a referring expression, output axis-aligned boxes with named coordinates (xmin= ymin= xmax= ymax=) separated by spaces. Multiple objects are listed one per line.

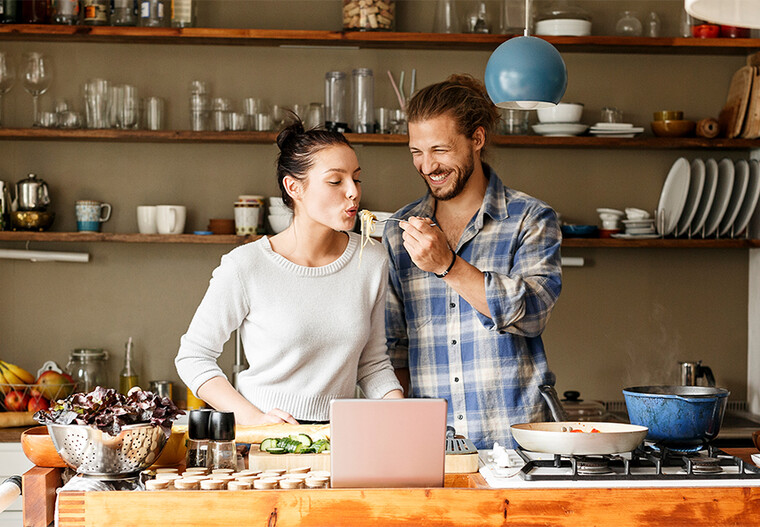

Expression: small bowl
xmin=625 ymin=208 xmax=650 ymax=220
xmin=10 ymin=211 xmax=55 ymax=231
xmin=653 ymin=110 xmax=684 ymax=122
xmin=21 ymin=426 xmax=67 ymax=468
xmin=598 ymin=228 xmax=621 ymax=239
xmin=268 ymin=214 xmax=292 ymax=234
xmin=650 ymin=119 xmax=696 ymax=138
xmin=207 ymin=218 xmax=236 ymax=235
xmin=537 ymin=103 xmax=584 ymax=124
xmin=560 ymin=224 xmax=598 ymax=238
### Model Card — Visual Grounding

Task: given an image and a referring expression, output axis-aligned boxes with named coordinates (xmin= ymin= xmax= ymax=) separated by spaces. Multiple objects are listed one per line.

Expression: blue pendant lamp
xmin=485 ymin=0 xmax=568 ymax=109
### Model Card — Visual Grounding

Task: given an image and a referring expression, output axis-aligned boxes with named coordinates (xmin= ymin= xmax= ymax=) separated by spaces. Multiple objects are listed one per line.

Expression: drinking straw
xmin=387 ymin=70 xmax=405 ymax=110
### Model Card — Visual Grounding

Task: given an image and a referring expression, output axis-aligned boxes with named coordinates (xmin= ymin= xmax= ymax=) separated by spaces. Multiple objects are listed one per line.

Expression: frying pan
xmin=509 ymin=385 xmax=649 ymax=455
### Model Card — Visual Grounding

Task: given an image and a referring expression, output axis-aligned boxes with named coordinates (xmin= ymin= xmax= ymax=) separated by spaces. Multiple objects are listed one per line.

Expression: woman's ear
xmin=283 ymin=175 xmax=302 ymax=203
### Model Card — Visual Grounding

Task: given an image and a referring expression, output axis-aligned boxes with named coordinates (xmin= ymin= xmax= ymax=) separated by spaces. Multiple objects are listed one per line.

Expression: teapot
xmin=679 ymin=360 xmax=716 ymax=387
xmin=14 ymin=173 xmax=50 ymax=212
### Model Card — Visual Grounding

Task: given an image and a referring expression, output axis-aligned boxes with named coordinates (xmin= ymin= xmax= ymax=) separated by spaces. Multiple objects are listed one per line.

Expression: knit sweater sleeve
xmin=356 ymin=253 xmax=404 ymax=398
xmin=175 ymin=251 xmax=249 ymax=396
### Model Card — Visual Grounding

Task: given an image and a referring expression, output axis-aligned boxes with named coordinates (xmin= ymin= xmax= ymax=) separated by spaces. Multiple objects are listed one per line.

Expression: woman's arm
xmin=197 ymin=376 xmax=299 ymax=425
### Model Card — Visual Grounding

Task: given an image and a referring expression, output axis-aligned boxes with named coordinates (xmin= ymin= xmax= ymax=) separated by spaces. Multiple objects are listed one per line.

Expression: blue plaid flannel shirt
xmin=383 ymin=165 xmax=562 ymax=449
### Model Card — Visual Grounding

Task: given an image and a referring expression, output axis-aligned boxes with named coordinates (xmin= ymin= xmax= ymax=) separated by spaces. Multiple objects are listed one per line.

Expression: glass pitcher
xmin=66 ymin=349 xmax=110 ymax=392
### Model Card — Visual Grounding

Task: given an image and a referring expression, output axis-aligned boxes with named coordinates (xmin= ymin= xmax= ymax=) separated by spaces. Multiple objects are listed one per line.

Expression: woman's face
xmin=290 ymin=144 xmax=362 ymax=232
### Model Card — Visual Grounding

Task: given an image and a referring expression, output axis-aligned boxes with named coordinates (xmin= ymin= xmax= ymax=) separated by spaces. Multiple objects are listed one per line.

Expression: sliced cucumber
xmin=260 ymin=438 xmax=278 ymax=452
xmin=267 ymin=447 xmax=287 ymax=454
xmin=291 ymin=433 xmax=312 ymax=447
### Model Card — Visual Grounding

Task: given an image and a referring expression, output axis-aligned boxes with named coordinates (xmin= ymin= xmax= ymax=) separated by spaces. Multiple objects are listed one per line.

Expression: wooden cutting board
xmin=248 ymin=445 xmax=331 ymax=472
xmin=719 ymin=65 xmax=754 ymax=138
xmin=741 ymin=66 xmax=760 ymax=139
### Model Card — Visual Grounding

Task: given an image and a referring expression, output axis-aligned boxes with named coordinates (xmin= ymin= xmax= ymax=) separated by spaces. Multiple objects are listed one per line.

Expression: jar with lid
xmin=342 ymin=0 xmax=395 ymax=31
xmin=50 ymin=0 xmax=80 ymax=25
xmin=351 ymin=68 xmax=375 ymax=134
xmin=325 ymin=71 xmax=349 ymax=133
xmin=66 ymin=349 xmax=110 ymax=392
xmin=170 ymin=0 xmax=196 ymax=28
xmin=138 ymin=0 xmax=166 ymax=27
xmin=208 ymin=411 xmax=237 ymax=470
xmin=112 ymin=0 xmax=137 ymax=26
xmin=81 ymin=0 xmax=110 ymax=25
xmin=534 ymin=0 xmax=592 ymax=36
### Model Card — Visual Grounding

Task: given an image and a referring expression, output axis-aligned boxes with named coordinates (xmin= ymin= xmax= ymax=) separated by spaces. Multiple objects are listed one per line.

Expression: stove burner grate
xmin=688 ymin=456 xmax=723 ymax=475
xmin=575 ymin=457 xmax=613 ymax=476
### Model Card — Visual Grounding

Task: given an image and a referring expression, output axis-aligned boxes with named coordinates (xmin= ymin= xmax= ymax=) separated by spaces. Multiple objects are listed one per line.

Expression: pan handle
xmin=538 ymin=385 xmax=569 ymax=422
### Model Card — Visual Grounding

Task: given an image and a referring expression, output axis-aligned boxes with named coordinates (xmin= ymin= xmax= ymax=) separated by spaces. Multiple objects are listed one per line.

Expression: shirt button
xmin=454 ymin=377 xmax=459 ymax=382
xmin=450 ymin=302 xmax=456 ymax=308
xmin=451 ymin=339 xmax=457 ymax=345
xmin=457 ymin=415 xmax=463 ymax=420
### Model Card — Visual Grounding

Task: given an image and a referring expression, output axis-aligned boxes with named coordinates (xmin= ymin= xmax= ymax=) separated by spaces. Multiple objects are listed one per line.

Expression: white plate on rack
xmin=718 ymin=159 xmax=749 ymax=236
xmin=690 ymin=158 xmax=718 ymax=235
xmin=656 ymin=157 xmax=690 ymax=236
xmin=532 ymin=123 xmax=589 ymax=137
xmin=675 ymin=158 xmax=705 ymax=237
xmin=731 ymin=159 xmax=760 ymax=237
xmin=589 ymin=127 xmax=644 ymax=134
xmin=592 ymin=122 xmax=634 ymax=130
xmin=703 ymin=158 xmax=735 ymax=237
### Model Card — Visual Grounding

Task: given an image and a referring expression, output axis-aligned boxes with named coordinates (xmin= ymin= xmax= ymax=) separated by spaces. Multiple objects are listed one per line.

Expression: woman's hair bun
xmin=276 ymin=113 xmax=305 ymax=151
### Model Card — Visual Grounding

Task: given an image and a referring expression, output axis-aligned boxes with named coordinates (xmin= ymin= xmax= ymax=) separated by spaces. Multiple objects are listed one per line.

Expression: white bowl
xmin=268 ymin=197 xmax=284 ymax=208
xmin=537 ymin=103 xmax=584 ymax=124
xmin=268 ymin=205 xmax=292 ymax=216
xmin=268 ymin=214 xmax=292 ymax=233
xmin=625 ymin=208 xmax=650 ymax=220
xmin=535 ymin=18 xmax=592 ymax=37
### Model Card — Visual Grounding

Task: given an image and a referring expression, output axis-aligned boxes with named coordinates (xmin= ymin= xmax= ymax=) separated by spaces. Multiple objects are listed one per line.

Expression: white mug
xmin=136 ymin=205 xmax=157 ymax=234
xmin=156 ymin=205 xmax=186 ymax=235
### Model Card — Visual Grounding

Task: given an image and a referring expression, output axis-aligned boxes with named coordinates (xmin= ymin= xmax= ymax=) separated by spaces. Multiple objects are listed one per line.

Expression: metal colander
xmin=47 ymin=423 xmax=168 ymax=477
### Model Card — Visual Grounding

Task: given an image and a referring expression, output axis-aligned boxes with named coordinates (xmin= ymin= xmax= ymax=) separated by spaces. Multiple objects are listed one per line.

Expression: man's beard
xmin=421 ymin=150 xmax=475 ymax=201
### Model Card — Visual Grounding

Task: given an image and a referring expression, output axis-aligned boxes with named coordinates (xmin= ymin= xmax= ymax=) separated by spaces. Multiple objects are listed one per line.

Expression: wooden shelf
xmin=1 ymin=231 xmax=757 ymax=248
xmin=1 ymin=128 xmax=759 ymax=149
xmin=1 ymin=25 xmax=760 ymax=54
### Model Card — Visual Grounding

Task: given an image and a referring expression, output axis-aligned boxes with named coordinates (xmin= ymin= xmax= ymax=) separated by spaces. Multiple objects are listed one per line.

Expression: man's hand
xmin=400 ymin=216 xmax=453 ymax=275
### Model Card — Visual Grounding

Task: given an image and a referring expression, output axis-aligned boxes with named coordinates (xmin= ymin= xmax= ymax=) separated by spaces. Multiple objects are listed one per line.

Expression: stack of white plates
xmin=589 ymin=122 xmax=644 ymax=138
xmin=611 ymin=211 xmax=658 ymax=239
xmin=651 ymin=157 xmax=760 ymax=238
xmin=532 ymin=123 xmax=589 ymax=137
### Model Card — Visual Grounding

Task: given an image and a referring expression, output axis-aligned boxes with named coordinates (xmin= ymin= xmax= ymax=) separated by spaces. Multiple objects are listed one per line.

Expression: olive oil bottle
xmin=119 ymin=337 xmax=139 ymax=394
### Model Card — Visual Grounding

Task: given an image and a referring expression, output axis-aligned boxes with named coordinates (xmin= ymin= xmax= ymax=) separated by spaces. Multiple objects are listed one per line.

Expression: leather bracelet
xmin=434 ymin=249 xmax=457 ymax=278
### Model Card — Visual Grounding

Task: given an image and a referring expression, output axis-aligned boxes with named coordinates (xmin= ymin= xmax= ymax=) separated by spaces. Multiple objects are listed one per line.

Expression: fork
xmin=385 ymin=217 xmax=437 ymax=227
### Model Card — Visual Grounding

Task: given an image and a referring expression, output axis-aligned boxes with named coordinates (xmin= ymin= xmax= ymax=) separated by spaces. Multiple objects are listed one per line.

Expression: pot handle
xmin=700 ymin=365 xmax=716 ymax=387
xmin=538 ymin=385 xmax=568 ymax=422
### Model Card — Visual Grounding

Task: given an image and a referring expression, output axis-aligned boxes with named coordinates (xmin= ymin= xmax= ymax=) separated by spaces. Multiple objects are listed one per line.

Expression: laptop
xmin=329 ymin=398 xmax=447 ymax=488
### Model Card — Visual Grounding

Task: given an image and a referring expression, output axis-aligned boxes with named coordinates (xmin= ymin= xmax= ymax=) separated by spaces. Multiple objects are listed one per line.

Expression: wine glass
xmin=22 ymin=52 xmax=53 ymax=127
xmin=0 ymin=52 xmax=16 ymax=128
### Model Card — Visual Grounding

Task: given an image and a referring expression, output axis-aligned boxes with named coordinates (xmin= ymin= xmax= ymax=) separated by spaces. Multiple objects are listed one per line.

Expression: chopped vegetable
xmin=259 ymin=434 xmax=330 ymax=454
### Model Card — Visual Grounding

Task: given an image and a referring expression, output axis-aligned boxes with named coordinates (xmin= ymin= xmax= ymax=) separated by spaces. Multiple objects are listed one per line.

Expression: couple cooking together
xmin=175 ymin=74 xmax=563 ymax=449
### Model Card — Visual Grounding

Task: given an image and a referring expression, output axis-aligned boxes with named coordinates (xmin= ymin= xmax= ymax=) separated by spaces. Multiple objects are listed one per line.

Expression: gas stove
xmin=480 ymin=444 xmax=760 ymax=489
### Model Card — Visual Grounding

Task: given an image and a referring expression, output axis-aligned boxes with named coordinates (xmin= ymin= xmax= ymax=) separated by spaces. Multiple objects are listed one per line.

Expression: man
xmin=383 ymin=74 xmax=562 ymax=449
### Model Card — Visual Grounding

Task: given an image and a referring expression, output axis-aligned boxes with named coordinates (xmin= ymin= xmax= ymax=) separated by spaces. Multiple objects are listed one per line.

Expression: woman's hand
xmin=255 ymin=408 xmax=300 ymax=425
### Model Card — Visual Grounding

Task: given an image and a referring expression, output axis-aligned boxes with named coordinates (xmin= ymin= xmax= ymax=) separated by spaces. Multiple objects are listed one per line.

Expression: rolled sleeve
xmin=477 ymin=207 xmax=562 ymax=336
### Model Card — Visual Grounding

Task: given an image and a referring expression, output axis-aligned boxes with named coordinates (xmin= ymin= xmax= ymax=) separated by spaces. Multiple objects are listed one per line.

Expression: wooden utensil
xmin=719 ymin=65 xmax=754 ymax=138
xmin=741 ymin=66 xmax=760 ymax=139
xmin=20 ymin=426 xmax=66 ymax=468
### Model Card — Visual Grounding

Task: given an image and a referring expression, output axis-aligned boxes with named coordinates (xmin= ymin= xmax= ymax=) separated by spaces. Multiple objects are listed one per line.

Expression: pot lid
xmin=560 ymin=390 xmax=607 ymax=418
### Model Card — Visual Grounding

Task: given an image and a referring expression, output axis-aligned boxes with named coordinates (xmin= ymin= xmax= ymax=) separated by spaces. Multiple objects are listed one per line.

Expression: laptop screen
xmin=329 ymin=398 xmax=447 ymax=488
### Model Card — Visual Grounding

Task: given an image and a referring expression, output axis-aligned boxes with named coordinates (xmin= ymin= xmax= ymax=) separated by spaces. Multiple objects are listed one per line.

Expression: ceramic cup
xmin=156 ymin=205 xmax=186 ymax=235
xmin=136 ymin=205 xmax=157 ymax=234
xmin=234 ymin=202 xmax=261 ymax=235
xmin=75 ymin=200 xmax=112 ymax=232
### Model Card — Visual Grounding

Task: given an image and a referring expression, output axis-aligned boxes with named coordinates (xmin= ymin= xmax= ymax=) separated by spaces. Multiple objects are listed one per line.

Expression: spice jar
xmin=342 ymin=0 xmax=395 ymax=31
xmin=186 ymin=409 xmax=212 ymax=469
xmin=208 ymin=411 xmax=237 ymax=471
xmin=66 ymin=349 xmax=109 ymax=392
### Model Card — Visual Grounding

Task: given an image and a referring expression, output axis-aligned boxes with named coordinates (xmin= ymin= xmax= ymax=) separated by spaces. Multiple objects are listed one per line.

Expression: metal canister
xmin=149 ymin=380 xmax=173 ymax=400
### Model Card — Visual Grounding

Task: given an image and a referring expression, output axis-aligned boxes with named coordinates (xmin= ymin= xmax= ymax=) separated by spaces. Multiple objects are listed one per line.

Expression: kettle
xmin=679 ymin=360 xmax=716 ymax=387
xmin=14 ymin=173 xmax=50 ymax=212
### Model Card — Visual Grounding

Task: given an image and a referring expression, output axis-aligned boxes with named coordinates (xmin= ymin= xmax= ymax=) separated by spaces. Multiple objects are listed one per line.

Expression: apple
xmin=35 ymin=371 xmax=75 ymax=401
xmin=27 ymin=396 xmax=49 ymax=413
xmin=4 ymin=390 xmax=30 ymax=412
xmin=692 ymin=24 xmax=720 ymax=39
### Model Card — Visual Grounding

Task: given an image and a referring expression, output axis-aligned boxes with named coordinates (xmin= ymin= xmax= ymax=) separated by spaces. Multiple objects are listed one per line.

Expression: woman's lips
xmin=346 ymin=207 xmax=358 ymax=217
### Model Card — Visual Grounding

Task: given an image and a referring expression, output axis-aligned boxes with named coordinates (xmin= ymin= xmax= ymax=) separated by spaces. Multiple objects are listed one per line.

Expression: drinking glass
xmin=0 ymin=52 xmax=16 ymax=127
xmin=433 ymin=0 xmax=460 ymax=33
xmin=22 ymin=52 xmax=53 ymax=127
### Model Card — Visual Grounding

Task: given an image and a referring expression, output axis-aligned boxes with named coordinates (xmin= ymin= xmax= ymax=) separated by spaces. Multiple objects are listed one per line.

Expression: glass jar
xmin=534 ymin=0 xmax=591 ymax=36
xmin=342 ymin=0 xmax=395 ymax=31
xmin=66 ymin=349 xmax=110 ymax=392
xmin=352 ymin=68 xmax=374 ymax=134
xmin=81 ymin=0 xmax=109 ymax=25
xmin=112 ymin=0 xmax=137 ymax=26
xmin=138 ymin=0 xmax=166 ymax=27
xmin=325 ymin=71 xmax=348 ymax=132
xmin=615 ymin=11 xmax=642 ymax=37
xmin=170 ymin=0 xmax=196 ymax=28
xmin=51 ymin=0 xmax=80 ymax=25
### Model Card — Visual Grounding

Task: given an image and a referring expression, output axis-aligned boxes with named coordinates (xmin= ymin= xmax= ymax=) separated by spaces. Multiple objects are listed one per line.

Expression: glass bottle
xmin=352 ymin=68 xmax=374 ymax=134
xmin=51 ymin=0 xmax=79 ymax=24
xmin=170 ymin=0 xmax=195 ymax=28
xmin=186 ymin=409 xmax=212 ymax=468
xmin=208 ymin=411 xmax=237 ymax=470
xmin=138 ymin=0 xmax=165 ymax=27
xmin=466 ymin=1 xmax=492 ymax=34
xmin=118 ymin=337 xmax=139 ymax=395
xmin=0 ymin=0 xmax=19 ymax=24
xmin=433 ymin=0 xmax=459 ymax=33
xmin=325 ymin=71 xmax=349 ymax=133
xmin=645 ymin=12 xmax=661 ymax=38
xmin=20 ymin=0 xmax=47 ymax=23
xmin=112 ymin=0 xmax=137 ymax=26
xmin=82 ymin=0 xmax=110 ymax=25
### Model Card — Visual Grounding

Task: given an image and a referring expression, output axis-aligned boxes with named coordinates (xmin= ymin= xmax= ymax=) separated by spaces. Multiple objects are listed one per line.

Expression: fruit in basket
xmin=0 ymin=361 xmax=35 ymax=384
xmin=4 ymin=390 xmax=31 ymax=412
xmin=27 ymin=397 xmax=49 ymax=413
xmin=34 ymin=371 xmax=75 ymax=401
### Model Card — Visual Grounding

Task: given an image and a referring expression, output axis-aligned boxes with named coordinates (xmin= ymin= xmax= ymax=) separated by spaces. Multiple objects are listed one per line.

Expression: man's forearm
xmin=441 ymin=255 xmax=491 ymax=318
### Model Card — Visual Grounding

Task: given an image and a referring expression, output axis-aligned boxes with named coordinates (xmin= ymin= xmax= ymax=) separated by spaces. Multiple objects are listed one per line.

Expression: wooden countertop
xmin=23 ymin=448 xmax=760 ymax=527
xmin=0 ymin=426 xmax=33 ymax=442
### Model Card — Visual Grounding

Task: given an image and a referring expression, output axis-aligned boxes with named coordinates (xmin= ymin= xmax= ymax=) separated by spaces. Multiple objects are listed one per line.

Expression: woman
xmin=175 ymin=118 xmax=403 ymax=426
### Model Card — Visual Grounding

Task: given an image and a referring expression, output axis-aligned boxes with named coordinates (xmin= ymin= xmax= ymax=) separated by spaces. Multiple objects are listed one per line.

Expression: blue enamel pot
xmin=622 ymin=385 xmax=730 ymax=450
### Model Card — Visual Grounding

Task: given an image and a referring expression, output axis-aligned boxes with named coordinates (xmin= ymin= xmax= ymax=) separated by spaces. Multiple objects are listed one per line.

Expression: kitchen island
xmin=22 ymin=448 xmax=760 ymax=527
